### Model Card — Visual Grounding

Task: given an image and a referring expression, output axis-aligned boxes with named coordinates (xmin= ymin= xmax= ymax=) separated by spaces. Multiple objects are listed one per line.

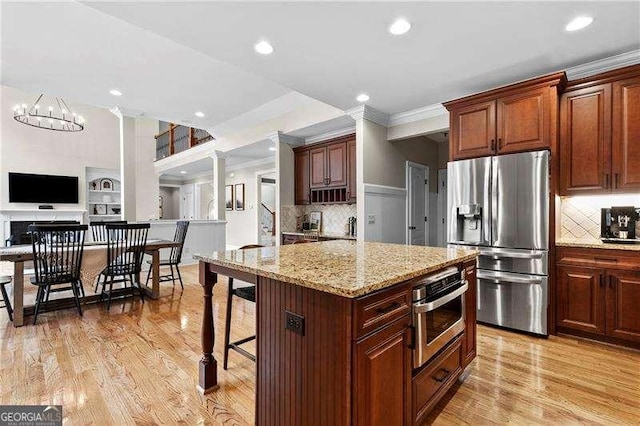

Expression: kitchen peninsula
xmin=194 ymin=241 xmax=477 ymax=425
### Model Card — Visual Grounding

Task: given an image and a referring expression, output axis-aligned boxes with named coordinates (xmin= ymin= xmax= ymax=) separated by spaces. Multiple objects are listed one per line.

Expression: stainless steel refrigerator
xmin=447 ymin=150 xmax=549 ymax=335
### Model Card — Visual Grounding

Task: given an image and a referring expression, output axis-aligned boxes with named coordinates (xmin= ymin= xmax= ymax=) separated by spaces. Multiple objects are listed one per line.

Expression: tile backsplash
xmin=281 ymin=204 xmax=357 ymax=235
xmin=560 ymin=194 xmax=640 ymax=240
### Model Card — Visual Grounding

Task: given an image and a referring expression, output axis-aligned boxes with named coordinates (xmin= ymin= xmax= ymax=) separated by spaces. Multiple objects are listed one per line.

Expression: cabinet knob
xmin=498 ymin=138 xmax=503 ymax=150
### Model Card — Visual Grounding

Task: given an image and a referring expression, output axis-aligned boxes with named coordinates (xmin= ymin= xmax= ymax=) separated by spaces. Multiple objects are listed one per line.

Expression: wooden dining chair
xmin=223 ymin=244 xmax=263 ymax=370
xmin=28 ymin=224 xmax=88 ymax=324
xmin=90 ymin=220 xmax=127 ymax=242
xmin=145 ymin=220 xmax=190 ymax=290
xmin=0 ymin=276 xmax=13 ymax=322
xmin=97 ymin=223 xmax=149 ymax=310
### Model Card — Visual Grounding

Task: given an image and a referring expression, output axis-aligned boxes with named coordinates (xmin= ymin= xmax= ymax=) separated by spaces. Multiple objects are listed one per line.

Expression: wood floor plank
xmin=1 ymin=264 xmax=639 ymax=425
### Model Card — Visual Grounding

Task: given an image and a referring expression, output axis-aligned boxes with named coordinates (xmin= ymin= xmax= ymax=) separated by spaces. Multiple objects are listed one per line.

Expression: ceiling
xmin=87 ymin=1 xmax=640 ymax=114
xmin=2 ymin=1 xmax=639 ymax=135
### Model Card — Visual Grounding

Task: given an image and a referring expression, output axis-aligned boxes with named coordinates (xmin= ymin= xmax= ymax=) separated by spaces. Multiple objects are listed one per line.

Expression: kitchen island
xmin=194 ymin=240 xmax=478 ymax=425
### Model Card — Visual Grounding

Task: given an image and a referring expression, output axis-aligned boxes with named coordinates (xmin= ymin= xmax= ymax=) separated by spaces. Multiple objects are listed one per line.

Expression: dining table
xmin=0 ymin=239 xmax=181 ymax=326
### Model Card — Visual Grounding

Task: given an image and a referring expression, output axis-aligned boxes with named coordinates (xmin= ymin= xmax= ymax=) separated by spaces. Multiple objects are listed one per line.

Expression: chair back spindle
xmin=90 ymin=221 xmax=127 ymax=242
xmin=105 ymin=223 xmax=150 ymax=276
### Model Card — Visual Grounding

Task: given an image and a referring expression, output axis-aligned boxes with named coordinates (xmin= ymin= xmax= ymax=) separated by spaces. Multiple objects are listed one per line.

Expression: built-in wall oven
xmin=412 ymin=267 xmax=468 ymax=369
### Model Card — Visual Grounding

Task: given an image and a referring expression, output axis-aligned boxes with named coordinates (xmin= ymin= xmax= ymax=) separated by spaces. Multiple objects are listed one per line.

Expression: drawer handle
xmin=375 ymin=301 xmax=401 ymax=315
xmin=433 ymin=368 xmax=451 ymax=383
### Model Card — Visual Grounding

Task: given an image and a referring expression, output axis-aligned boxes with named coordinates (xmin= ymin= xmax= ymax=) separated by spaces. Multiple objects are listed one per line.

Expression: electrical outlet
xmin=284 ymin=311 xmax=305 ymax=336
xmin=367 ymin=214 xmax=376 ymax=224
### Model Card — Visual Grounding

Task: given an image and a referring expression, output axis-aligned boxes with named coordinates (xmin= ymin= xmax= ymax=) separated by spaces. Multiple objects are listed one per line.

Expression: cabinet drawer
xmin=557 ymin=247 xmax=640 ymax=271
xmin=354 ymin=284 xmax=411 ymax=340
xmin=282 ymin=234 xmax=301 ymax=245
xmin=413 ymin=335 xmax=463 ymax=423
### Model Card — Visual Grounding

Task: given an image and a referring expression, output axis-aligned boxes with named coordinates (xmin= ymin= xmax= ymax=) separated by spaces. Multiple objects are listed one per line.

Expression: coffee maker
xmin=601 ymin=206 xmax=639 ymax=243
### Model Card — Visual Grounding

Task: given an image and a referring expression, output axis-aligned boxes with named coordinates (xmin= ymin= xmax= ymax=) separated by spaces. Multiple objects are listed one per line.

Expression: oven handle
xmin=413 ymin=282 xmax=468 ymax=313
xmin=477 ymin=270 xmax=544 ymax=285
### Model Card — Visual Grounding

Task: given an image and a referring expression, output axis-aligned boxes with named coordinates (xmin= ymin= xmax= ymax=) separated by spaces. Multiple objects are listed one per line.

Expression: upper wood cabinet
xmin=294 ymin=149 xmax=310 ymax=205
xmin=293 ymin=134 xmax=356 ymax=205
xmin=612 ymin=75 xmax=640 ymax=191
xmin=559 ymin=66 xmax=640 ymax=195
xmin=559 ymin=84 xmax=612 ymax=194
xmin=445 ymin=72 xmax=566 ymax=161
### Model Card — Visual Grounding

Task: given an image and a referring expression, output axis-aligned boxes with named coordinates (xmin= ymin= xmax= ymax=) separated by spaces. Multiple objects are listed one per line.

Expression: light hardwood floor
xmin=0 ymin=264 xmax=638 ymax=425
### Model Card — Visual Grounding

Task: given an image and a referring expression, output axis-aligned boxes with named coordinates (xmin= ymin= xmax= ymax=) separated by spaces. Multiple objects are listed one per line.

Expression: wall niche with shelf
xmin=86 ymin=167 xmax=122 ymax=222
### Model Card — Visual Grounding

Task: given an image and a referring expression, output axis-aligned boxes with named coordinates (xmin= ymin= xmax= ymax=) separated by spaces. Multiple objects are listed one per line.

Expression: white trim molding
xmin=225 ymin=157 xmax=276 ymax=173
xmin=388 ymin=104 xmax=448 ymax=127
xmin=566 ymin=49 xmax=640 ymax=81
xmin=305 ymin=125 xmax=356 ymax=144
xmin=346 ymin=105 xmax=390 ymax=127
xmin=363 ymin=183 xmax=407 ymax=196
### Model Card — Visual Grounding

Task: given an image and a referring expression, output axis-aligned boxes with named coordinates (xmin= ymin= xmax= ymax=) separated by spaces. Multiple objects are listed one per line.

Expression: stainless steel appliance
xmin=601 ymin=207 xmax=639 ymax=243
xmin=447 ymin=150 xmax=549 ymax=335
xmin=412 ymin=267 xmax=468 ymax=368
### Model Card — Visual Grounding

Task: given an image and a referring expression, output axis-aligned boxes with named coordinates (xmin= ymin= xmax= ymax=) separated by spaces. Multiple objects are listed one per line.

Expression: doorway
xmin=257 ymin=170 xmax=277 ymax=246
xmin=406 ymin=162 xmax=429 ymax=246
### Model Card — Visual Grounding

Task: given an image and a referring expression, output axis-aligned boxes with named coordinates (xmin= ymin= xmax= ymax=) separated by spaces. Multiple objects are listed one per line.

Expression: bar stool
xmin=0 ymin=276 xmax=13 ymax=322
xmin=223 ymin=244 xmax=263 ymax=370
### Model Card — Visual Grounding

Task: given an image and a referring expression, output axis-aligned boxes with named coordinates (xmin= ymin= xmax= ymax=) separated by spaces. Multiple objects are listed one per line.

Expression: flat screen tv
xmin=9 ymin=172 xmax=79 ymax=204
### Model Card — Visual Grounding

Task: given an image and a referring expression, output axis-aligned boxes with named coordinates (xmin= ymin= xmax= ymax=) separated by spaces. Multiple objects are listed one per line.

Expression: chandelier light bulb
xmin=48 ymin=106 xmax=53 ymax=111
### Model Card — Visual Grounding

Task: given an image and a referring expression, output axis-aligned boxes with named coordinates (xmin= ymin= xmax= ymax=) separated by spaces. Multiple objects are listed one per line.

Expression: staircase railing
xmin=261 ymin=203 xmax=276 ymax=236
xmin=155 ymin=124 xmax=214 ymax=160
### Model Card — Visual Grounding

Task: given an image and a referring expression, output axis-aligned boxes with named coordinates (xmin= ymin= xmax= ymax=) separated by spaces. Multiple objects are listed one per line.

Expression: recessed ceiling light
xmin=389 ymin=18 xmax=411 ymax=35
xmin=356 ymin=93 xmax=370 ymax=103
xmin=269 ymin=146 xmax=277 ymax=151
xmin=565 ymin=16 xmax=594 ymax=32
xmin=109 ymin=89 xmax=122 ymax=96
xmin=254 ymin=40 xmax=274 ymax=55
xmin=180 ymin=170 xmax=187 ymax=174
xmin=195 ymin=111 xmax=205 ymax=118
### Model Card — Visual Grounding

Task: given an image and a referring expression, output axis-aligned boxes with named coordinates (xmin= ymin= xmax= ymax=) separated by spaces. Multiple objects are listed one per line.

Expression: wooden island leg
xmin=197 ymin=261 xmax=219 ymax=394
xmin=13 ymin=261 xmax=24 ymax=327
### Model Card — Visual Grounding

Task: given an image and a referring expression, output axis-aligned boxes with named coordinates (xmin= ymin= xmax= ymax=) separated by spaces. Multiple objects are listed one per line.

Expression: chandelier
xmin=13 ymin=93 xmax=85 ymax=132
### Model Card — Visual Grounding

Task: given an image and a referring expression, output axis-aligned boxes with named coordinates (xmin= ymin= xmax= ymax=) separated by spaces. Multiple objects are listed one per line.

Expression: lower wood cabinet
xmin=462 ymin=260 xmax=477 ymax=368
xmin=556 ymin=247 xmax=640 ymax=347
xmin=354 ymin=318 xmax=412 ymax=426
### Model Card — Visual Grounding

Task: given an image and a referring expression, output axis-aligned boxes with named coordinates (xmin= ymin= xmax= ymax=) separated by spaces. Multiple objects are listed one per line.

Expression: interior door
xmin=491 ymin=150 xmax=549 ymax=250
xmin=407 ymin=163 xmax=428 ymax=246
xmin=182 ymin=192 xmax=194 ymax=220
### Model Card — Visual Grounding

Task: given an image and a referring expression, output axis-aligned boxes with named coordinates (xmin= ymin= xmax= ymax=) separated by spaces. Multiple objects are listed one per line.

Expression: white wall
xmin=226 ymin=161 xmax=276 ymax=248
xmin=0 ymin=85 xmax=119 ymax=210
xmin=0 ymin=85 xmax=159 ymax=222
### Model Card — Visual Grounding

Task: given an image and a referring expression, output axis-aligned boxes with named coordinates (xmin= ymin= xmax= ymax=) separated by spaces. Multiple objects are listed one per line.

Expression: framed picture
xmin=99 ymin=178 xmax=113 ymax=191
xmin=96 ymin=204 xmax=107 ymax=215
xmin=235 ymin=184 xmax=245 ymax=211
xmin=225 ymin=185 xmax=234 ymax=211
xmin=309 ymin=211 xmax=322 ymax=231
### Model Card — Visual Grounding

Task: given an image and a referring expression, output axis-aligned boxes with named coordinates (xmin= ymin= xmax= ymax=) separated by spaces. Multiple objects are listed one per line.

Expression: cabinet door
xmin=556 ymin=265 xmax=606 ymax=334
xmin=309 ymin=146 xmax=327 ymax=188
xmin=497 ymin=87 xmax=549 ymax=154
xmin=354 ymin=319 xmax=411 ymax=426
xmin=462 ymin=261 xmax=476 ymax=368
xmin=347 ymin=139 xmax=357 ymax=202
xmin=294 ymin=150 xmax=310 ymax=205
xmin=450 ymin=101 xmax=496 ymax=160
xmin=606 ymin=271 xmax=640 ymax=343
xmin=559 ymin=85 xmax=612 ymax=195
xmin=612 ymin=76 xmax=640 ymax=191
xmin=327 ymin=142 xmax=348 ymax=187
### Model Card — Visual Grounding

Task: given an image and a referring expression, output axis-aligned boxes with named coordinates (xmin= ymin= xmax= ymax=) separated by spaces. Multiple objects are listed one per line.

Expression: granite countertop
xmin=282 ymin=231 xmax=357 ymax=241
xmin=194 ymin=240 xmax=478 ymax=298
xmin=556 ymin=238 xmax=640 ymax=252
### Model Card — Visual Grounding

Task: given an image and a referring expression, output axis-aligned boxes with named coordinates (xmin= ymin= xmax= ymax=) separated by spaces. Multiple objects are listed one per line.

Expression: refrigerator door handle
xmin=491 ymin=157 xmax=499 ymax=246
xmin=477 ymin=270 xmax=544 ymax=285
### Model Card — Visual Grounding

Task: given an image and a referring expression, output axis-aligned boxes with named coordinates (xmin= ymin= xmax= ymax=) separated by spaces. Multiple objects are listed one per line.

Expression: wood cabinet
xmin=354 ymin=318 xmax=412 ymax=426
xmin=293 ymin=134 xmax=356 ymax=205
xmin=462 ymin=260 xmax=477 ymax=368
xmin=559 ymin=65 xmax=640 ymax=195
xmin=347 ymin=139 xmax=357 ymax=202
xmin=612 ymin=75 xmax=640 ymax=191
xmin=294 ymin=149 xmax=310 ymax=204
xmin=445 ymin=72 xmax=566 ymax=161
xmin=556 ymin=246 xmax=640 ymax=348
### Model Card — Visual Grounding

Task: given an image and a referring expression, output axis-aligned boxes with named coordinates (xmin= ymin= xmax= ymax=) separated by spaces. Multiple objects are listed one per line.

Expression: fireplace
xmin=7 ymin=220 xmax=80 ymax=246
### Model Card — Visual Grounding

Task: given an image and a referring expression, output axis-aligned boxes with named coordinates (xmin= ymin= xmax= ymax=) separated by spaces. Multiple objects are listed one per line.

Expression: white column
xmin=211 ymin=152 xmax=226 ymax=221
xmin=270 ymin=131 xmax=301 ymax=245
xmin=112 ymin=107 xmax=138 ymax=222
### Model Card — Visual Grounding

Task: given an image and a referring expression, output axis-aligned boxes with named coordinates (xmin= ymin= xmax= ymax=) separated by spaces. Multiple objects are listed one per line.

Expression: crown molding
xmin=346 ymin=105 xmax=390 ymax=127
xmin=305 ymin=125 xmax=356 ymax=144
xmin=566 ymin=50 xmax=640 ymax=81
xmin=268 ymin=131 xmax=304 ymax=146
xmin=109 ymin=105 xmax=144 ymax=119
xmin=387 ymin=104 xmax=448 ymax=127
